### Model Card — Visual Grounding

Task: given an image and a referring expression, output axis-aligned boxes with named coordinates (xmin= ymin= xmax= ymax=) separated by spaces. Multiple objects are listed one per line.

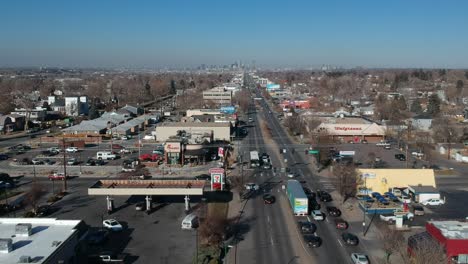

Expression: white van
xmin=96 ymin=151 xmax=118 ymax=160
xmin=181 ymin=214 xmax=198 ymax=230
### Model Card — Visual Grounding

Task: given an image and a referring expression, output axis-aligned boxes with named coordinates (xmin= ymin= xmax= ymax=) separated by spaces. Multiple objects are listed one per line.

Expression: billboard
xmin=220 ymin=106 xmax=236 ymax=114
xmin=266 ymin=83 xmax=280 ymax=90
xmin=339 ymin=151 xmax=355 ymax=156
xmin=294 ymin=199 xmax=308 ymax=215
xmin=218 ymin=147 xmax=224 ymax=157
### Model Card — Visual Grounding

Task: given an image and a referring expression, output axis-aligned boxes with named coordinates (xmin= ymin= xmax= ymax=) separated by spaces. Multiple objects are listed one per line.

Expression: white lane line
xmin=337 ymin=239 xmax=343 ymax=247
xmin=307 ymin=216 xmax=311 ymax=222
xmin=325 ymin=218 xmax=329 ymax=223
xmin=267 ymin=215 xmax=271 ymax=224
xmin=270 ymin=235 xmax=274 ymax=245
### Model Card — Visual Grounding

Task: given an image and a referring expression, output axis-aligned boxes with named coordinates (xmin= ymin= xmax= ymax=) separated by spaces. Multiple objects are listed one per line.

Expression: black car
xmin=86 ymin=159 xmax=97 ymax=166
xmin=86 ymin=230 xmax=110 ymax=245
xmin=298 ymin=221 xmax=317 ymax=234
xmin=308 ymin=198 xmax=321 ymax=210
xmin=263 ymin=194 xmax=276 ymax=204
xmin=341 ymin=232 xmax=359 ymax=246
xmin=304 ymin=235 xmax=322 ymax=248
xmin=326 ymin=206 xmax=342 ymax=217
xmin=195 ymin=174 xmax=211 ymax=181
xmin=0 ymin=173 xmax=13 ymax=184
xmin=303 ymin=187 xmax=315 ymax=198
xmin=317 ymin=190 xmax=332 ymax=202
xmin=395 ymin=154 xmax=406 ymax=161
xmin=0 ymin=154 xmax=9 ymax=160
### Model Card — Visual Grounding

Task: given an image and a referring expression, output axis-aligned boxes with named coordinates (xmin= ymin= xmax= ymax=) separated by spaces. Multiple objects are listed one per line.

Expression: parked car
xmin=334 ymin=218 xmax=349 ymax=230
xmin=35 ymin=205 xmax=52 ymax=217
xmin=143 ymin=135 xmax=155 ymax=140
xmin=411 ymin=151 xmax=424 ymax=158
xmin=262 ymin=194 xmax=276 ymax=204
xmin=298 ymin=221 xmax=316 ymax=234
xmin=120 ymin=148 xmax=133 ymax=154
xmin=351 ymin=253 xmax=369 ymax=264
xmin=86 ymin=159 xmax=97 ymax=166
xmin=412 ymin=205 xmax=425 ymax=216
xmin=103 ymin=219 xmax=123 ymax=231
xmin=341 ymin=232 xmax=359 ymax=246
xmin=394 ymin=154 xmax=406 ymax=161
xmin=67 ymin=158 xmax=77 ymax=165
xmin=361 ymin=140 xmax=368 ymax=144
xmin=398 ymin=195 xmax=412 ymax=204
xmin=48 ymin=172 xmax=67 ymax=181
xmin=326 ymin=206 xmax=342 ymax=217
xmin=65 ymin=147 xmax=78 ymax=153
xmin=311 ymin=210 xmax=324 ymax=221
xmin=371 ymin=192 xmax=382 ymax=198
xmin=317 ymin=190 xmax=332 ymax=202
xmin=194 ymin=174 xmax=211 ymax=181
xmin=303 ymin=235 xmax=322 ymax=248
xmin=421 ymin=198 xmax=445 ymax=206
xmin=0 ymin=154 xmax=9 ymax=160
xmin=31 ymin=158 xmax=44 ymax=165
xmin=0 ymin=181 xmax=14 ymax=189
xmin=111 ymin=144 xmax=124 ymax=150
xmin=380 ymin=212 xmax=414 ymax=224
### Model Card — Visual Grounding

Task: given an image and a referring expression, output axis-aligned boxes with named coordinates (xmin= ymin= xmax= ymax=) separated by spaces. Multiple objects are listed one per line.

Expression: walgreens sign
xmin=334 ymin=127 xmax=362 ymax=131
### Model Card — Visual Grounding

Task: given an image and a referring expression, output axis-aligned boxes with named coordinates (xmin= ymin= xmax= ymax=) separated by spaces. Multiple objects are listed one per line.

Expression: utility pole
xmin=62 ymin=137 xmax=68 ymax=192
xmin=406 ymin=121 xmax=411 ymax=168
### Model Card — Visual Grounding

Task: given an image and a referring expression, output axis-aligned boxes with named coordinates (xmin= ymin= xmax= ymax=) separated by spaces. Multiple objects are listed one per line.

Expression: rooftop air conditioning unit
xmin=15 ymin=224 xmax=32 ymax=237
xmin=0 ymin=238 xmax=13 ymax=253
xmin=19 ymin=255 xmax=32 ymax=263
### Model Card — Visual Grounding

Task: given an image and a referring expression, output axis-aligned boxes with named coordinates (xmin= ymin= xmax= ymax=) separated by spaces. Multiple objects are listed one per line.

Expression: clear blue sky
xmin=1 ymin=0 xmax=467 ymax=68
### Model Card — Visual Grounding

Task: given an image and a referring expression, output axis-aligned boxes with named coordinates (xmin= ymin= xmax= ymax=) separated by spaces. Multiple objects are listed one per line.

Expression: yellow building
xmin=357 ymin=169 xmax=436 ymax=194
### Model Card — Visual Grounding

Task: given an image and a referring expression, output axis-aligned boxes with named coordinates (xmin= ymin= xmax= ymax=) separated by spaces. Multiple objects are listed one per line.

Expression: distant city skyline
xmin=1 ymin=0 xmax=468 ymax=68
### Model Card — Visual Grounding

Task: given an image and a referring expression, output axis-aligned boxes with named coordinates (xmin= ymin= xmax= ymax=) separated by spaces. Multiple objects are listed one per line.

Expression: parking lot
xmin=44 ymin=179 xmax=199 ymax=264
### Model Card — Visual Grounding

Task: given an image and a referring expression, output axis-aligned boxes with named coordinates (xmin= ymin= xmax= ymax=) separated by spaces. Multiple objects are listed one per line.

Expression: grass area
xmin=435 ymin=169 xmax=459 ymax=176
xmin=193 ymin=246 xmax=221 ymax=264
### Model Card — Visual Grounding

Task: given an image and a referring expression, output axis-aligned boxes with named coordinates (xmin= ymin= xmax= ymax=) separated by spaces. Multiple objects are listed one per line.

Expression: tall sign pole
xmin=62 ymin=137 xmax=68 ymax=191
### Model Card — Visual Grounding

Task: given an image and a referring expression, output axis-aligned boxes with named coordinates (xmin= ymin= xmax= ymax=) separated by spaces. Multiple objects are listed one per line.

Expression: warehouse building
xmin=202 ymin=87 xmax=232 ymax=105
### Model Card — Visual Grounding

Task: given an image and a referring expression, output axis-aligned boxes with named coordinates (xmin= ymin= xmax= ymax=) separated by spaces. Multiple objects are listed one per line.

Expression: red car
xmin=334 ymin=218 xmax=348 ymax=230
xmin=48 ymin=172 xmax=67 ymax=181
xmin=111 ymin=144 xmax=124 ymax=150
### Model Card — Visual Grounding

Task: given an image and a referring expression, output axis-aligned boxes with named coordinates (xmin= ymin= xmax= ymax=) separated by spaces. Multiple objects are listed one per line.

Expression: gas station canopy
xmin=88 ymin=179 xmax=206 ymax=196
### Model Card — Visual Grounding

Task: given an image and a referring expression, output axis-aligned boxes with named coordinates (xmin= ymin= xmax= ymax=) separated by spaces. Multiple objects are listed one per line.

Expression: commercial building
xmin=358 ymin=168 xmax=436 ymax=195
xmin=409 ymin=221 xmax=468 ymax=263
xmin=186 ymin=109 xmax=222 ymax=117
xmin=154 ymin=122 xmax=232 ymax=142
xmin=202 ymin=87 xmax=232 ymax=105
xmin=308 ymin=116 xmax=387 ymax=143
xmin=0 ymin=218 xmax=84 ymax=264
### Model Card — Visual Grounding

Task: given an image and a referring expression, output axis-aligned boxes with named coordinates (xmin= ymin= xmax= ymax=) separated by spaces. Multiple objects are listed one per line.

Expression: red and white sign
xmin=209 ymin=168 xmax=225 ymax=191
xmin=164 ymin=142 xmax=181 ymax=153
xmin=218 ymin=147 xmax=224 ymax=158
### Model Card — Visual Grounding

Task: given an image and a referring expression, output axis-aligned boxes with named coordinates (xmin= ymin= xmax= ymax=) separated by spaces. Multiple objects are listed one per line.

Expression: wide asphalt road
xmin=257 ymin=90 xmax=369 ymax=264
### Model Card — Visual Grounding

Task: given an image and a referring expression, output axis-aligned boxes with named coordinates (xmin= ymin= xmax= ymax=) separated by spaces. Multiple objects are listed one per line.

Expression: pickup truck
xmin=380 ymin=212 xmax=414 ymax=224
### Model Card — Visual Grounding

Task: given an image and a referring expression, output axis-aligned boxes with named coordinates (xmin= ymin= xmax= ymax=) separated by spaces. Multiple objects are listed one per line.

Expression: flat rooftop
xmin=0 ymin=218 xmax=81 ymax=264
xmin=321 ymin=116 xmax=372 ymax=124
xmin=88 ymin=179 xmax=206 ymax=196
xmin=158 ymin=122 xmax=230 ymax=128
xmin=430 ymin=221 xmax=468 ymax=239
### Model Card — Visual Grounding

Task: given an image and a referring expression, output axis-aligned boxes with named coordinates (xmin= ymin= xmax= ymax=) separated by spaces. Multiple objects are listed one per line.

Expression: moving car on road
xmin=334 ymin=218 xmax=349 ymax=230
xmin=48 ymin=172 xmax=67 ymax=181
xmin=244 ymin=183 xmax=259 ymax=191
xmin=341 ymin=232 xmax=359 ymax=246
xmin=303 ymin=235 xmax=322 ymax=248
xmin=298 ymin=221 xmax=317 ymax=234
xmin=311 ymin=210 xmax=324 ymax=221
xmin=326 ymin=206 xmax=342 ymax=217
xmin=262 ymin=194 xmax=276 ymax=204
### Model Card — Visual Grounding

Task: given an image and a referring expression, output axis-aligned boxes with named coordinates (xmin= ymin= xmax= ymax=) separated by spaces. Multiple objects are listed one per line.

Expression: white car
xmin=102 ymin=219 xmax=123 ymax=231
xmin=398 ymin=196 xmax=412 ymax=204
xmin=421 ymin=198 xmax=445 ymax=206
xmin=65 ymin=147 xmax=78 ymax=153
xmin=244 ymin=183 xmax=259 ymax=191
xmin=143 ymin=135 xmax=155 ymax=140
xmin=311 ymin=210 xmax=324 ymax=221
xmin=411 ymin=151 xmax=424 ymax=158
xmin=287 ymin=172 xmax=296 ymax=178
xmin=351 ymin=253 xmax=369 ymax=264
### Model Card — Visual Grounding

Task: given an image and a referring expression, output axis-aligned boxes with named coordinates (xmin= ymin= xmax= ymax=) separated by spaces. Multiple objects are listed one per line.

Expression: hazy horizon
xmin=1 ymin=0 xmax=468 ymax=69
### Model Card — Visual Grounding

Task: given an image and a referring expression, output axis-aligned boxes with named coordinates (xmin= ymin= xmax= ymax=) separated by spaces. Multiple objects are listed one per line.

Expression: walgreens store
xmin=316 ymin=122 xmax=387 ymax=143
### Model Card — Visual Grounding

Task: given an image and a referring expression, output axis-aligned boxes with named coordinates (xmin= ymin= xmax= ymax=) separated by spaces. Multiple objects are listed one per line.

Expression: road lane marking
xmin=307 ymin=216 xmax=311 ymax=222
xmin=337 ymin=239 xmax=343 ymax=247
xmin=267 ymin=215 xmax=271 ymax=224
xmin=326 ymin=218 xmax=329 ymax=223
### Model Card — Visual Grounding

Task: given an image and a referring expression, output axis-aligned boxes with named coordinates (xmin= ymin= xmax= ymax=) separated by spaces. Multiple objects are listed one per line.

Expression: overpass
xmin=88 ymin=179 xmax=206 ymax=212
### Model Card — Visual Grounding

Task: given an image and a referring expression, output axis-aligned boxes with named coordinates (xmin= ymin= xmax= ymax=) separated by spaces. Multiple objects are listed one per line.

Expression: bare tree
xmin=198 ymin=214 xmax=228 ymax=247
xmin=376 ymin=221 xmax=405 ymax=264
xmin=332 ymin=163 xmax=361 ymax=202
xmin=408 ymin=237 xmax=448 ymax=264
xmin=25 ymin=182 xmax=47 ymax=214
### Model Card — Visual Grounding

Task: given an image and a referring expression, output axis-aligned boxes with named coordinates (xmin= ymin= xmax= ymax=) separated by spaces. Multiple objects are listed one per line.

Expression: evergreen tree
xmin=427 ymin=94 xmax=441 ymax=117
xmin=410 ymin=99 xmax=423 ymax=114
xmin=170 ymin=79 xmax=176 ymax=94
xmin=396 ymin=96 xmax=407 ymax=111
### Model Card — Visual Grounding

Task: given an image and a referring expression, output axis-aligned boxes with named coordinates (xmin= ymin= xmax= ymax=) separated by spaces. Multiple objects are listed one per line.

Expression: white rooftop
xmin=0 ymin=218 xmax=81 ymax=264
xmin=430 ymin=220 xmax=468 ymax=239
